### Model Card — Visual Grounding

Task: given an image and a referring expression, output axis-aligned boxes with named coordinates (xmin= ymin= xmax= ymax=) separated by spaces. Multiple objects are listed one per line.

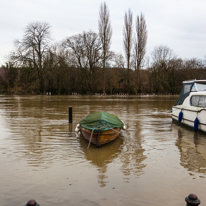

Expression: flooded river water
xmin=0 ymin=95 xmax=206 ymax=206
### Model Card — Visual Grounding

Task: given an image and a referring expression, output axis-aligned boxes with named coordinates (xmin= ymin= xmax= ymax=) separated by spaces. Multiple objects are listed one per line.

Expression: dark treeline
xmin=0 ymin=2 xmax=206 ymax=95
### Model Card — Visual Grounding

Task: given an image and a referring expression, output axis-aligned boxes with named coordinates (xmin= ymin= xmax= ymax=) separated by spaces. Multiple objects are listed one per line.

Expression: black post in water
xmin=185 ymin=194 xmax=200 ymax=206
xmin=69 ymin=107 xmax=72 ymax=123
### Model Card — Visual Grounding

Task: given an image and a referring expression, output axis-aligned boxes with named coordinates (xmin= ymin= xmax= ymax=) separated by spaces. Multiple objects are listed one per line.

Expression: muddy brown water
xmin=0 ymin=95 xmax=206 ymax=206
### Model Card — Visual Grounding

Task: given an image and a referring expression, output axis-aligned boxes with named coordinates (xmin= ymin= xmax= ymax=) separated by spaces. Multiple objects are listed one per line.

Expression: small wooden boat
xmin=77 ymin=112 xmax=124 ymax=147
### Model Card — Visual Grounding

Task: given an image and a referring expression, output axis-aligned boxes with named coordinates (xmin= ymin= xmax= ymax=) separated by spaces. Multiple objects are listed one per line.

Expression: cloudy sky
xmin=1 ymin=0 xmax=206 ymax=66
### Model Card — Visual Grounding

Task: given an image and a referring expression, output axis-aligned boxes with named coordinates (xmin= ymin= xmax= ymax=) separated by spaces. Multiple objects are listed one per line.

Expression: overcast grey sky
xmin=1 ymin=0 xmax=206 ymax=66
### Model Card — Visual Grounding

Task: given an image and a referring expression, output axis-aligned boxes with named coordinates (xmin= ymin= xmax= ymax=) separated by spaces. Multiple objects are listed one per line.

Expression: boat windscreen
xmin=175 ymin=82 xmax=194 ymax=105
xmin=192 ymin=83 xmax=206 ymax=91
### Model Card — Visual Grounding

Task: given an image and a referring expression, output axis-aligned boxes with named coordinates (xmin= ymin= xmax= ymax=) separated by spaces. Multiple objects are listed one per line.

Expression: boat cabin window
xmin=190 ymin=95 xmax=206 ymax=107
xmin=175 ymin=82 xmax=193 ymax=105
xmin=191 ymin=83 xmax=206 ymax=92
xmin=176 ymin=82 xmax=206 ymax=105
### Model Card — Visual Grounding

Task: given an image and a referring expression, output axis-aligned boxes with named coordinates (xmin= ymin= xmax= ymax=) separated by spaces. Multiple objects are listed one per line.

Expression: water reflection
xmin=80 ymin=135 xmax=123 ymax=187
xmin=119 ymin=129 xmax=146 ymax=182
xmin=79 ymin=127 xmax=147 ymax=186
xmin=0 ymin=95 xmax=182 ymax=206
xmin=173 ymin=121 xmax=206 ymax=174
xmin=0 ymin=95 xmax=82 ymax=169
xmin=0 ymin=95 xmax=148 ymax=179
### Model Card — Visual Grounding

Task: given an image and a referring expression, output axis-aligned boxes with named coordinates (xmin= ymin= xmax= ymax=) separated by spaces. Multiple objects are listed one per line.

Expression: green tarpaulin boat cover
xmin=80 ymin=111 xmax=124 ymax=133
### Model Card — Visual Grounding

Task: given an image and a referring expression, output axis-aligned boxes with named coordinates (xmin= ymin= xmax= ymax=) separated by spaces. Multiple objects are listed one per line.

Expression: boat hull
xmin=171 ymin=80 xmax=206 ymax=133
xmin=80 ymin=126 xmax=121 ymax=147
xmin=172 ymin=106 xmax=206 ymax=132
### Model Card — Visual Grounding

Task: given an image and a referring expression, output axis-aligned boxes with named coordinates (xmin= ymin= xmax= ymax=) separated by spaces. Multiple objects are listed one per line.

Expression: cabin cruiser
xmin=172 ymin=80 xmax=206 ymax=132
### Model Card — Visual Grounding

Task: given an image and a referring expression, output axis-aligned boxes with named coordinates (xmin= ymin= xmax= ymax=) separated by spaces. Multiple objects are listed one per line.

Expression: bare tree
xmin=65 ymin=34 xmax=88 ymax=70
xmin=83 ymin=31 xmax=102 ymax=92
xmin=150 ymin=45 xmax=177 ymax=94
xmin=65 ymin=31 xmax=102 ymax=93
xmin=133 ymin=13 xmax=147 ymax=93
xmin=65 ymin=33 xmax=90 ymax=93
xmin=98 ymin=1 xmax=112 ymax=94
xmin=151 ymin=45 xmax=175 ymax=66
xmin=123 ymin=9 xmax=133 ymax=93
xmin=11 ymin=22 xmax=51 ymax=93
xmin=113 ymin=53 xmax=125 ymax=68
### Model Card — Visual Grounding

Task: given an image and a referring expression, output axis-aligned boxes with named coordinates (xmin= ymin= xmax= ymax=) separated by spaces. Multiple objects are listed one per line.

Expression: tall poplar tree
xmin=98 ymin=1 xmax=112 ymax=94
xmin=133 ymin=13 xmax=147 ymax=93
xmin=123 ymin=9 xmax=133 ymax=93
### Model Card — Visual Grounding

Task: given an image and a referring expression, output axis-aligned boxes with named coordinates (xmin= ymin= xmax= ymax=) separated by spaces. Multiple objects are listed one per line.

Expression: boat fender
xmin=194 ymin=118 xmax=199 ymax=131
xmin=121 ymin=120 xmax=126 ymax=130
xmin=178 ymin=111 xmax=183 ymax=123
xmin=75 ymin=124 xmax=80 ymax=132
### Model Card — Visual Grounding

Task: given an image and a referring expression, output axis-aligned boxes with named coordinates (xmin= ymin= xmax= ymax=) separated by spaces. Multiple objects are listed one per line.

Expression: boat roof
xmin=175 ymin=80 xmax=206 ymax=105
xmin=183 ymin=80 xmax=206 ymax=84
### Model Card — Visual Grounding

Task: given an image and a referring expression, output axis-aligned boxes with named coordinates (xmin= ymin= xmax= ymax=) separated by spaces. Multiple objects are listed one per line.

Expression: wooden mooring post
xmin=69 ymin=107 xmax=72 ymax=123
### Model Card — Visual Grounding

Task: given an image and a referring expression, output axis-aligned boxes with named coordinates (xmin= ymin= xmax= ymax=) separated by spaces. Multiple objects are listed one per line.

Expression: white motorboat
xmin=172 ymin=80 xmax=206 ymax=132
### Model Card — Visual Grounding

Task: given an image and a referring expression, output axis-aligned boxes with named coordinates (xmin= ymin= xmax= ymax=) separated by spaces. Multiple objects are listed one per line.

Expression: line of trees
xmin=0 ymin=2 xmax=206 ymax=95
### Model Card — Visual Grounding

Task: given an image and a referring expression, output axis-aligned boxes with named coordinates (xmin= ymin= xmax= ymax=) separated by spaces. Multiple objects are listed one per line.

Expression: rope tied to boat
xmin=86 ymin=126 xmax=134 ymax=149
xmin=87 ymin=128 xmax=95 ymax=149
xmin=104 ymin=124 xmax=134 ymax=148
xmin=87 ymin=125 xmax=106 ymax=149
xmin=87 ymin=124 xmax=121 ymax=149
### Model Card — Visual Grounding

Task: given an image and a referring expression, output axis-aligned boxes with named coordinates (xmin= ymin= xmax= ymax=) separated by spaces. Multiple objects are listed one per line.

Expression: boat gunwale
xmin=79 ymin=126 xmax=121 ymax=135
xmin=172 ymin=106 xmax=206 ymax=113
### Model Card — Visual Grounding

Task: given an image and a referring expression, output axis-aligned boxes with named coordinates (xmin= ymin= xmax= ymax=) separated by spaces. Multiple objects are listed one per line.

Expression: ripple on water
xmin=1 ymin=95 xmax=206 ymax=206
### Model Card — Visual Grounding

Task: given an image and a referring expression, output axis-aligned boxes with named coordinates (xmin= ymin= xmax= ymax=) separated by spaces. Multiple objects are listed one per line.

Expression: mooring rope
xmin=87 ymin=125 xmax=112 ymax=149
xmin=86 ymin=123 xmax=125 ymax=149
xmin=87 ymin=128 xmax=95 ymax=149
xmin=108 ymin=124 xmax=134 ymax=148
